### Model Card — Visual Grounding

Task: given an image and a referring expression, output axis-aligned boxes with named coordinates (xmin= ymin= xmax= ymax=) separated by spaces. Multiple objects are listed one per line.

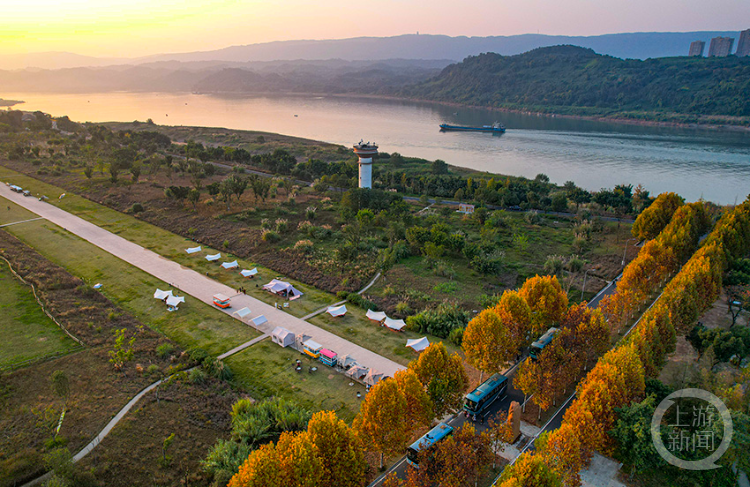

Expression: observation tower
xmin=353 ymin=140 xmax=378 ymax=189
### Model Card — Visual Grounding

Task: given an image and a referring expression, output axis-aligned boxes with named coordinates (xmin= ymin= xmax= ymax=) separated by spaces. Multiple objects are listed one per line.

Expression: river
xmin=4 ymin=91 xmax=749 ymax=204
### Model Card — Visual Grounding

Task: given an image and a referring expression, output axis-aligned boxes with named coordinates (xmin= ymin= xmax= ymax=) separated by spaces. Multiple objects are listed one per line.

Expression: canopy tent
xmin=271 ymin=326 xmax=295 ymax=348
xmin=153 ymin=289 xmax=173 ymax=300
xmin=165 ymin=295 xmax=185 ymax=308
xmin=364 ymin=369 xmax=385 ymax=387
xmin=346 ymin=365 xmax=368 ymax=380
xmin=366 ymin=310 xmax=387 ymax=322
xmin=251 ymin=315 xmax=268 ymax=327
xmin=384 ymin=317 xmax=406 ymax=331
xmin=327 ymin=305 xmax=347 ymax=317
xmin=206 ymin=253 xmax=221 ymax=262
xmin=185 ymin=246 xmax=202 ymax=254
xmin=221 ymin=260 xmax=238 ymax=269
xmin=406 ymin=337 xmax=430 ymax=352
xmin=233 ymin=307 xmax=252 ymax=319
xmin=241 ymin=268 xmax=258 ymax=278
xmin=337 ymin=354 xmax=357 ymax=369
xmin=263 ymin=279 xmax=303 ymax=298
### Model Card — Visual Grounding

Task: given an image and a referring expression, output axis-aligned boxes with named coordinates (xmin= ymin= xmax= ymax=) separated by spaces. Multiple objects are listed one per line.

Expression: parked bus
xmin=406 ymin=422 xmax=454 ymax=468
xmin=530 ymin=327 xmax=559 ymax=360
xmin=463 ymin=373 xmax=508 ymax=421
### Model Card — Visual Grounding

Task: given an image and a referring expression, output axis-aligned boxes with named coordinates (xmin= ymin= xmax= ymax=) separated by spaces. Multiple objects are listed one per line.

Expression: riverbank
xmin=0 ymin=99 xmax=23 ymax=108
xmin=334 ymin=93 xmax=750 ymax=132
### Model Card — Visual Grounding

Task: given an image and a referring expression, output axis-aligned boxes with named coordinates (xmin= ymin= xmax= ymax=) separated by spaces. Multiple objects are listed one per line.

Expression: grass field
xmin=225 ymin=339 xmax=366 ymax=423
xmin=0 ymin=262 xmax=79 ymax=368
xmin=0 ymin=166 xmax=337 ymax=318
xmin=0 ymin=200 xmax=259 ymax=356
xmin=0 ymin=166 xmax=336 ymax=317
xmin=309 ymin=304 xmax=462 ymax=366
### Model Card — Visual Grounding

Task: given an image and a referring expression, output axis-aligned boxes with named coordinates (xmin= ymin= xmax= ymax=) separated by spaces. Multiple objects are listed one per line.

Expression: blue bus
xmin=463 ymin=373 xmax=508 ymax=421
xmin=406 ymin=422 xmax=454 ymax=468
xmin=530 ymin=327 xmax=559 ymax=361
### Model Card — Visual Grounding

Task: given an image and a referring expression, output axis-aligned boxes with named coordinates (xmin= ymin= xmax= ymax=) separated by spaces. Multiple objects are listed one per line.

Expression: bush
xmin=525 ymin=210 xmax=542 ymax=225
xmin=204 ymin=359 xmax=233 ymax=381
xmin=262 ymin=229 xmax=280 ymax=242
xmin=130 ymin=202 xmax=144 ymax=214
xmin=306 ymin=206 xmax=317 ymax=220
xmin=275 ymin=218 xmax=288 ymax=233
xmin=434 ymin=281 xmax=459 ymax=293
xmin=347 ymin=293 xmax=376 ymax=310
xmin=448 ymin=327 xmax=465 ymax=346
xmin=294 ymin=239 xmax=314 ymax=254
xmin=395 ymin=301 xmax=412 ymax=315
xmin=405 ymin=302 xmax=470 ymax=338
xmin=189 ymin=367 xmax=207 ymax=384
xmin=156 ymin=343 xmax=174 ymax=358
xmin=147 ymin=364 xmax=160 ymax=376
xmin=261 ymin=218 xmax=272 ymax=230
xmin=189 ymin=348 xmax=210 ymax=365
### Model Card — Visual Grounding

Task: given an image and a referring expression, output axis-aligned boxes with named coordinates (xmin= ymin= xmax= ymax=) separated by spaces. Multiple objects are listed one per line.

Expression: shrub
xmin=147 ymin=364 xmax=160 ymax=376
xmin=405 ymin=302 xmax=470 ymax=338
xmin=204 ymin=359 xmax=233 ymax=381
xmin=306 ymin=206 xmax=317 ymax=220
xmin=525 ymin=210 xmax=542 ymax=225
xmin=448 ymin=327 xmax=465 ymax=346
xmin=260 ymin=218 xmax=272 ymax=230
xmin=395 ymin=301 xmax=412 ymax=315
xmin=382 ymin=285 xmax=398 ymax=297
xmin=156 ymin=343 xmax=174 ymax=358
xmin=294 ymin=239 xmax=314 ymax=254
xmin=347 ymin=293 xmax=376 ymax=310
xmin=130 ymin=202 xmax=144 ymax=214
xmin=262 ymin=229 xmax=280 ymax=242
xmin=223 ymin=239 xmax=230 ymax=248
xmin=189 ymin=367 xmax=207 ymax=384
xmin=275 ymin=218 xmax=288 ymax=233
xmin=189 ymin=348 xmax=210 ymax=365
xmin=434 ymin=281 xmax=459 ymax=293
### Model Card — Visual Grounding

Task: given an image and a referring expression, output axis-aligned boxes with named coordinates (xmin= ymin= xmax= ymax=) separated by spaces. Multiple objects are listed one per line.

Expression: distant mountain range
xmin=401 ymin=45 xmax=750 ymax=119
xmin=0 ymin=31 xmax=745 ymax=70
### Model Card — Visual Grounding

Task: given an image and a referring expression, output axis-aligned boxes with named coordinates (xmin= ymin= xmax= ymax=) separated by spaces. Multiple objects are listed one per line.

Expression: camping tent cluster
xmin=185 ymin=246 xmax=261 ymax=282
xmin=366 ymin=309 xmax=406 ymax=331
xmin=153 ymin=289 xmax=186 ymax=310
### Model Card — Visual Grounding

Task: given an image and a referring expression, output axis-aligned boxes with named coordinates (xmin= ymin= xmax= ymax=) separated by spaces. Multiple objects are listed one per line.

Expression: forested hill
xmin=400 ymin=45 xmax=750 ymax=120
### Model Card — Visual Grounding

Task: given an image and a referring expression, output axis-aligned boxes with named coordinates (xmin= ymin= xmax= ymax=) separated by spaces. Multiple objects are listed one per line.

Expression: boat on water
xmin=439 ymin=122 xmax=506 ymax=133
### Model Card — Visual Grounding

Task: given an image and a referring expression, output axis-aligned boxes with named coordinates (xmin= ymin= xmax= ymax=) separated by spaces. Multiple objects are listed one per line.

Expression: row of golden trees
xmin=499 ymin=196 xmax=750 ymax=486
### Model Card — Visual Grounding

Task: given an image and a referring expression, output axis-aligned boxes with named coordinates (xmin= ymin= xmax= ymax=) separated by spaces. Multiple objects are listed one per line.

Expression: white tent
xmin=221 ymin=260 xmax=238 ymax=269
xmin=263 ymin=279 xmax=303 ymax=298
xmin=406 ymin=337 xmax=430 ymax=352
xmin=366 ymin=310 xmax=387 ymax=322
xmin=241 ymin=268 xmax=258 ymax=278
xmin=153 ymin=289 xmax=173 ymax=300
xmin=384 ymin=317 xmax=406 ymax=331
xmin=346 ymin=365 xmax=368 ymax=380
xmin=185 ymin=246 xmax=202 ymax=254
xmin=327 ymin=305 xmax=347 ymax=317
xmin=364 ymin=369 xmax=385 ymax=387
xmin=233 ymin=307 xmax=252 ymax=319
xmin=206 ymin=253 xmax=221 ymax=262
xmin=337 ymin=354 xmax=357 ymax=369
xmin=271 ymin=326 xmax=295 ymax=348
xmin=251 ymin=315 xmax=268 ymax=327
xmin=165 ymin=295 xmax=185 ymax=308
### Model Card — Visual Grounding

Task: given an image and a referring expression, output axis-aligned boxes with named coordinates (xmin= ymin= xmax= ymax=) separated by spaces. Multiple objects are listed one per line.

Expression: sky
xmin=2 ymin=0 xmax=749 ymax=57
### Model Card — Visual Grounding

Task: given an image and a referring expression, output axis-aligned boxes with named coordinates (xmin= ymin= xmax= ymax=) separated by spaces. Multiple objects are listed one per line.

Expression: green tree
xmin=408 ymin=342 xmax=469 ymax=418
xmin=609 ymin=396 xmax=660 ymax=478
xmin=108 ymin=328 xmax=135 ymax=371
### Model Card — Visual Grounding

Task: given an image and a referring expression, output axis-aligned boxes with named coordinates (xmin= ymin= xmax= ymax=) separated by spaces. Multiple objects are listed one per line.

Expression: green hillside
xmin=401 ymin=45 xmax=750 ymax=123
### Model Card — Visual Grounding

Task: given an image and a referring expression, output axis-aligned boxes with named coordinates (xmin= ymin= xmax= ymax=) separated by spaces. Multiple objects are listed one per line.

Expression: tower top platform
xmin=353 ymin=140 xmax=378 ymax=155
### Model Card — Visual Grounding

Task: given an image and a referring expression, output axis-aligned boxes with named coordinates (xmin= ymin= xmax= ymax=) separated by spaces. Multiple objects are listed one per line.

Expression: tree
xmin=429 ymin=424 xmax=493 ymax=487
xmin=108 ymin=163 xmax=120 ymax=184
xmin=631 ymin=192 xmax=684 ymax=241
xmin=83 ymin=165 xmax=93 ymax=179
xmin=161 ymin=433 xmax=176 ymax=467
xmin=354 ymin=378 xmax=409 ymax=469
xmin=130 ymin=163 xmax=141 ymax=183
xmin=431 ymin=159 xmax=448 ymax=175
xmin=393 ymin=370 xmax=433 ymax=433
xmin=514 ymin=357 xmax=549 ymax=417
xmin=497 ymin=452 xmax=562 ymax=487
xmin=463 ymin=290 xmax=532 ymax=379
xmin=50 ymin=370 xmax=70 ymax=403
xmin=408 ymin=342 xmax=469 ymax=418
xmin=229 ymin=431 xmax=323 ymax=487
xmin=108 ymin=328 xmax=135 ymax=371
xmin=187 ymin=189 xmax=200 ymax=210
xmin=536 ymin=424 xmax=584 ymax=487
xmin=306 ymin=411 xmax=367 ymax=486
xmin=608 ymin=395 xmax=660 ymax=478
xmin=519 ymin=275 xmax=569 ymax=334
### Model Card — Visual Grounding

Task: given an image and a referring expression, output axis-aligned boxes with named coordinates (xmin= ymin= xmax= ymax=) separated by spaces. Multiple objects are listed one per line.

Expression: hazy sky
xmin=2 ymin=0 xmax=749 ymax=57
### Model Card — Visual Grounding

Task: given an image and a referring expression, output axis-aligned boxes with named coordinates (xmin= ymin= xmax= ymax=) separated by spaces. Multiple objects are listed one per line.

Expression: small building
xmin=457 ymin=203 xmax=475 ymax=214
xmin=319 ymin=349 xmax=338 ymax=367
xmin=708 ymin=36 xmax=734 ymax=57
xmin=271 ymin=326 xmax=295 ymax=348
xmin=213 ymin=293 xmax=231 ymax=309
xmin=302 ymin=339 xmax=322 ymax=359
xmin=688 ymin=40 xmax=705 ymax=57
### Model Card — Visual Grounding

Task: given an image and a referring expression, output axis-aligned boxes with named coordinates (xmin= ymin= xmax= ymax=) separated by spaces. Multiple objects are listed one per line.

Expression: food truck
xmin=212 ymin=293 xmax=231 ymax=309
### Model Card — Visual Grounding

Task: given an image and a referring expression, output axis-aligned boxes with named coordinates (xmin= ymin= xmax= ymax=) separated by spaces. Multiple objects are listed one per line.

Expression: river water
xmin=4 ymin=92 xmax=749 ymax=204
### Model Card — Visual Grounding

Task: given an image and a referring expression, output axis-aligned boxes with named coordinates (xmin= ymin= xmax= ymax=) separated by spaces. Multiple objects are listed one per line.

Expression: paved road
xmin=0 ymin=185 xmax=404 ymax=377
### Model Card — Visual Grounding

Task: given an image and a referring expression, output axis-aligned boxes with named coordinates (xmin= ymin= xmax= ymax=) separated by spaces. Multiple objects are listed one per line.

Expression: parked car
xmin=22 ymin=190 xmax=32 ymax=197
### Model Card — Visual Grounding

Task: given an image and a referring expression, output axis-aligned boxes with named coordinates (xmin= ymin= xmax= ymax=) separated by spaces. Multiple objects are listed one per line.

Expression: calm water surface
xmin=4 ymin=92 xmax=749 ymax=204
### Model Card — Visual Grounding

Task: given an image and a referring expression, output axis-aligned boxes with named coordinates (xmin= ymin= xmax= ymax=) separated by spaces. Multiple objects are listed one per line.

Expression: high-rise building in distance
xmin=708 ymin=36 xmax=735 ymax=57
xmin=736 ymin=30 xmax=750 ymax=57
xmin=689 ymin=40 xmax=705 ymax=57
